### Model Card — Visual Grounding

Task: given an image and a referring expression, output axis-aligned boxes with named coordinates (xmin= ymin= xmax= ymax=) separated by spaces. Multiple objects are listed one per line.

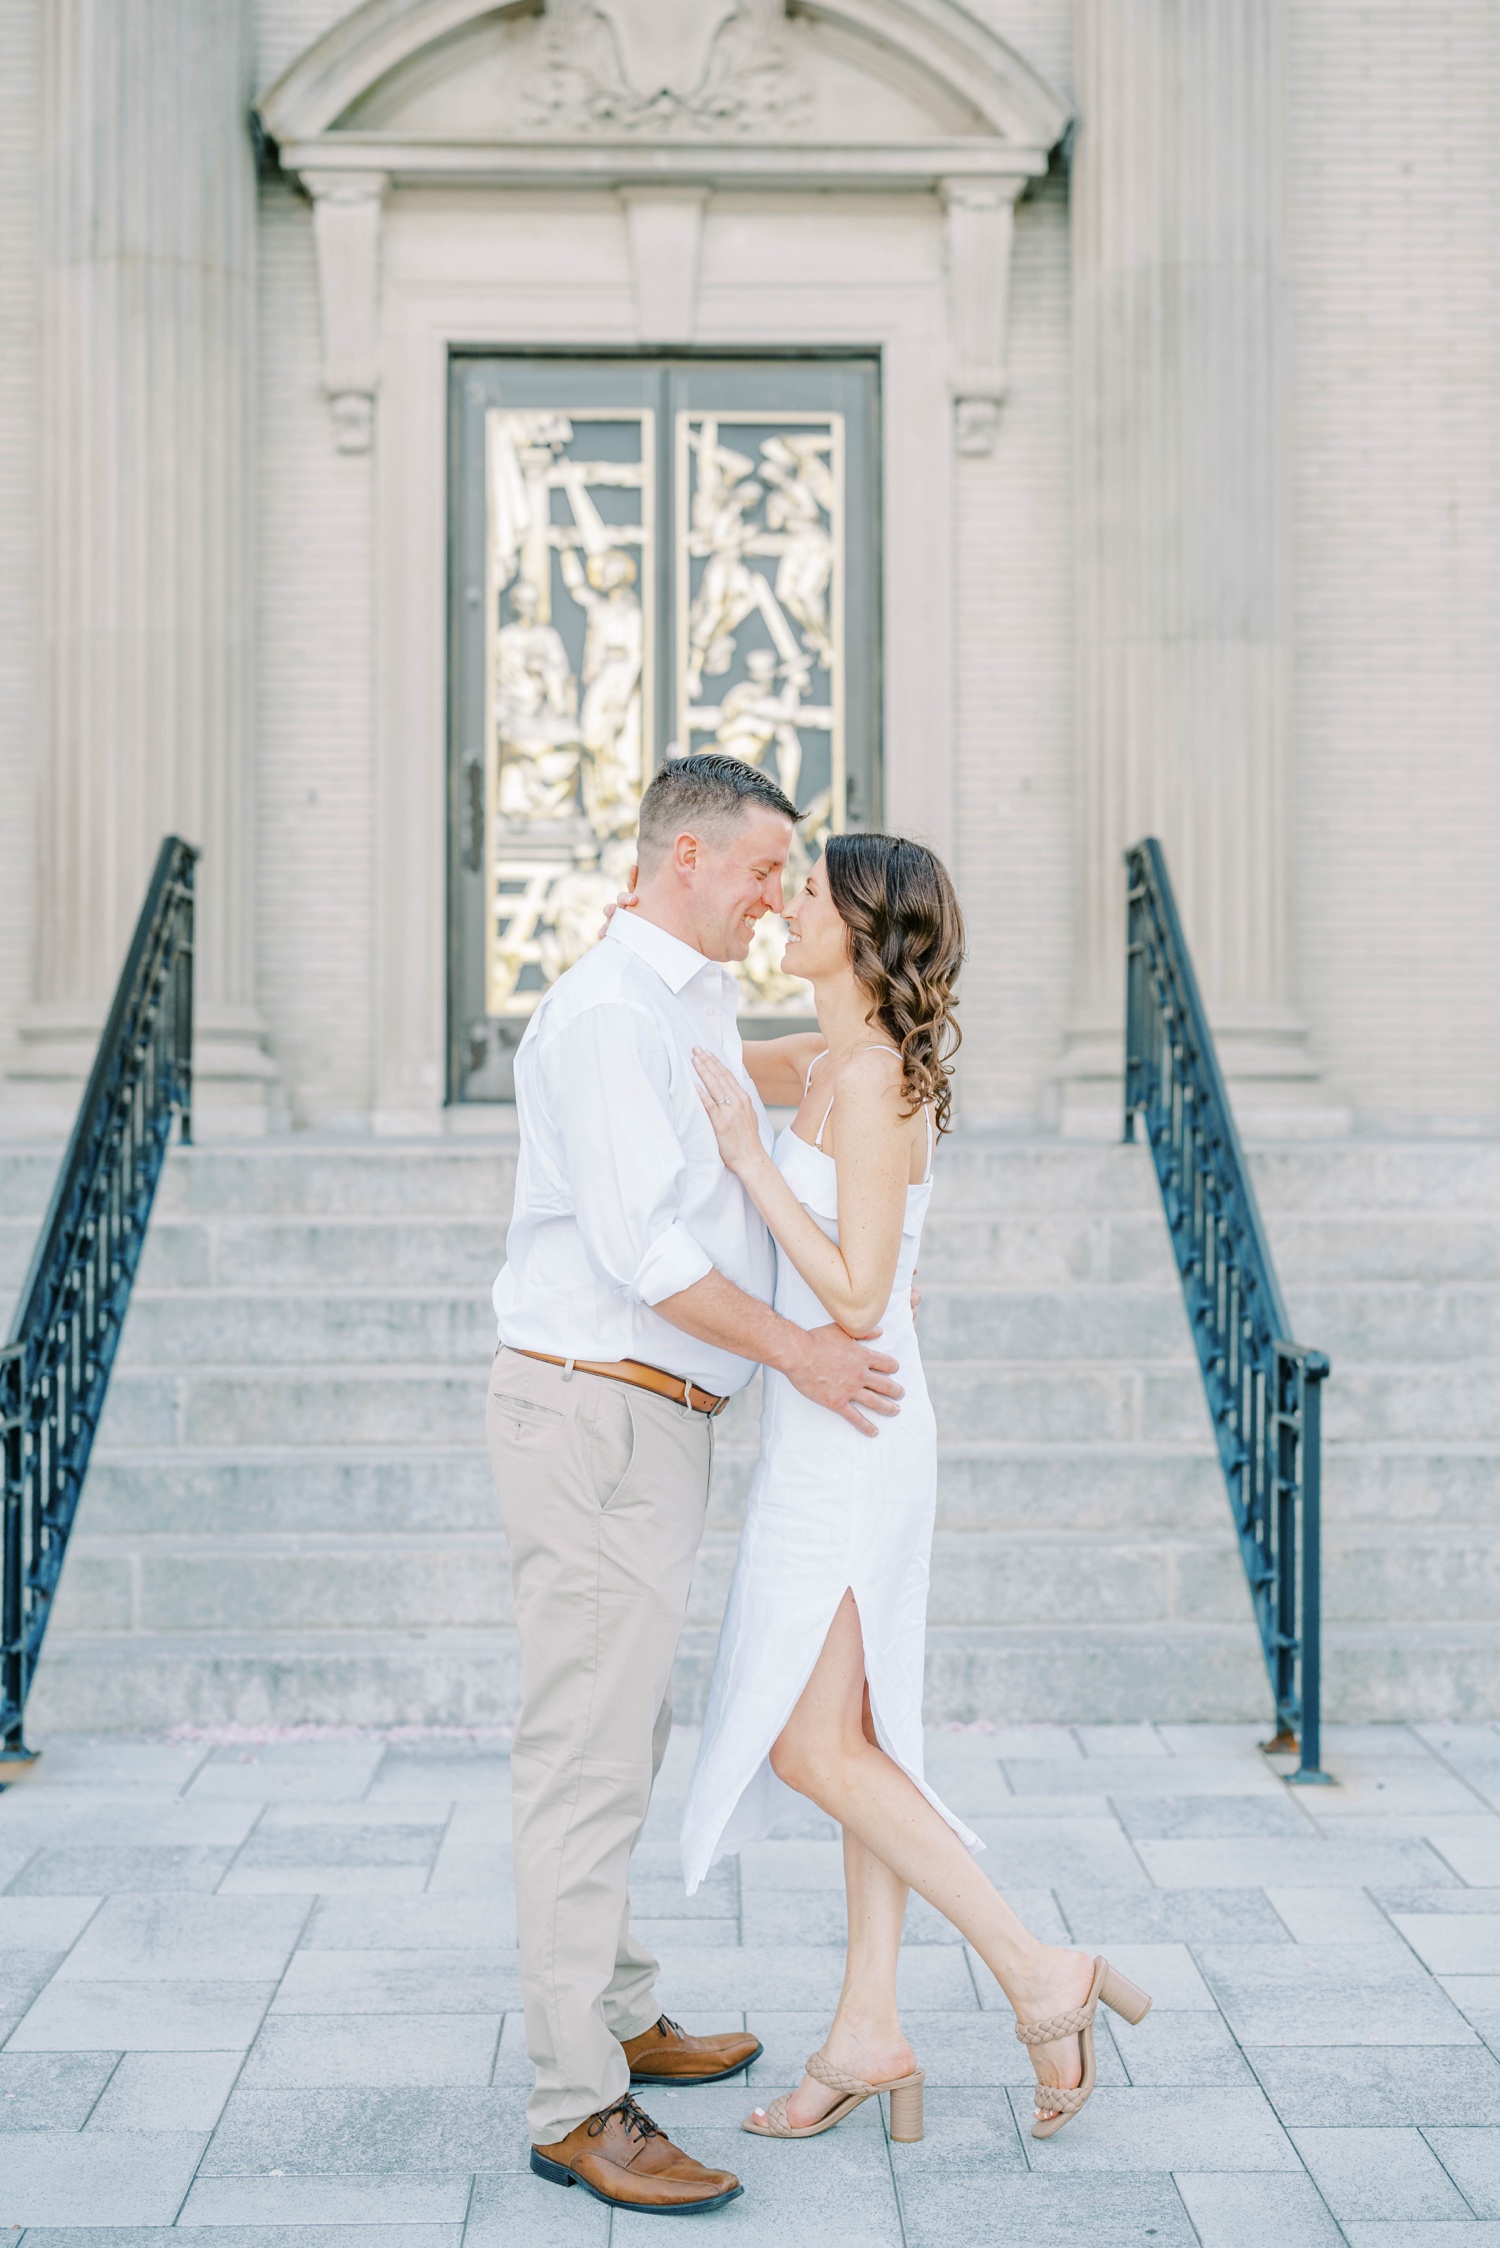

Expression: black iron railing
xmin=1124 ymin=838 xmax=1330 ymax=1781
xmin=1 ymin=836 xmax=197 ymax=1767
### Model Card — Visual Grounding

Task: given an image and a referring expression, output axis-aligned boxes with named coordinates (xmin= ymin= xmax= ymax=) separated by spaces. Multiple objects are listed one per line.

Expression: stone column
xmin=6 ymin=0 xmax=276 ymax=1134
xmin=1059 ymin=0 xmax=1339 ymax=1134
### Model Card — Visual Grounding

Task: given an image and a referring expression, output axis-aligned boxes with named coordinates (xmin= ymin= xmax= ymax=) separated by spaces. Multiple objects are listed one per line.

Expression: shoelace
xmin=588 ymin=2092 xmax=665 ymax=2144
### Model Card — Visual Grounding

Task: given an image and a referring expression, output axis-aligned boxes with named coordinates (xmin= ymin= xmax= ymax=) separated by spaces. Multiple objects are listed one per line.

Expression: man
xmin=489 ymin=752 xmax=902 ymax=2215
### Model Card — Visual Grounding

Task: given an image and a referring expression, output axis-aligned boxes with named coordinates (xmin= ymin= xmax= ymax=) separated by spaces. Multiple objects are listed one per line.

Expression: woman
xmin=679 ymin=833 xmax=1150 ymax=2143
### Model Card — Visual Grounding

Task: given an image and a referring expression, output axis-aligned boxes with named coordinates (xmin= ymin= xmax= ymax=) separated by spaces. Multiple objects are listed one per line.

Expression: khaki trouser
xmin=487 ymin=1345 xmax=714 ymax=2144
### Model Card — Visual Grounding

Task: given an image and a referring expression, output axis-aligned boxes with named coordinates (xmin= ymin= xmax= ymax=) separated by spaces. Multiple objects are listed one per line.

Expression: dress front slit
xmin=679 ymin=1123 xmax=979 ymax=1894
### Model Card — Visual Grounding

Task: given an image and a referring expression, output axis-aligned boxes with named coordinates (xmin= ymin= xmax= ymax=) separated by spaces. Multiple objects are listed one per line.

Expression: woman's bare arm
xmin=738 ymin=1030 xmax=826 ymax=1108
xmin=695 ymin=1047 xmax=913 ymax=1332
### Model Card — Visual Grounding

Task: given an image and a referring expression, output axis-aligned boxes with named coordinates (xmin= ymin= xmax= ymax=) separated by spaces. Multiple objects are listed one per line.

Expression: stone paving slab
xmin=9 ymin=1721 xmax=1500 ymax=2239
xmin=14 ymin=2233 xmax=465 ymax=2248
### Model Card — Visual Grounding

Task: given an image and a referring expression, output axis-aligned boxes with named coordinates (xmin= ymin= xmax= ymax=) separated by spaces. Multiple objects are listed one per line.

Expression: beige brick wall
xmin=255 ymin=178 xmax=376 ymax=1125
xmin=942 ymin=0 xmax=1075 ymax=1124
xmin=953 ymin=166 xmax=1076 ymax=1126
xmin=1290 ymin=0 xmax=1500 ymax=1126
xmin=0 ymin=0 xmax=38 ymax=1069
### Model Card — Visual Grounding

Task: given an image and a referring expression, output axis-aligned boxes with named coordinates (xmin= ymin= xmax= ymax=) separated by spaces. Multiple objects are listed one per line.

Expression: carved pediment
xmin=336 ymin=0 xmax=984 ymax=142
xmin=259 ymin=0 xmax=1069 ymax=160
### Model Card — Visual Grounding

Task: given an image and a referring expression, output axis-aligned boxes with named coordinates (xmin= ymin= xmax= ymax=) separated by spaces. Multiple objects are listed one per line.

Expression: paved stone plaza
xmin=5 ymin=1721 xmax=1500 ymax=2241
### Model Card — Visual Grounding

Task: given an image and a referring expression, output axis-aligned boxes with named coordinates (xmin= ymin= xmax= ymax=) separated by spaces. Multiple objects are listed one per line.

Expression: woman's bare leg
xmin=751 ymin=1683 xmax=916 ymax=2129
xmin=768 ymin=1592 xmax=1094 ymax=2110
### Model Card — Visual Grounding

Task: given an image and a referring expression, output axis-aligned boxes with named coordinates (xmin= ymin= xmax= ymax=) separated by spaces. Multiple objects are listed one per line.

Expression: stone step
xmin=51 ymin=1515 xmax=1500 ymax=1646
xmin=17 ymin=1207 xmax=1500 ymax=1321
xmin=78 ymin=1438 xmax=1231 ymax=1539
xmin=920 ymin=1210 xmax=1500 ymax=1286
xmin=113 ymin=1282 xmax=1205 ymax=1367
xmin=74 ymin=1437 xmax=1500 ymax=1548
xmin=108 ymin=1276 xmax=1500 ymax=1369
xmin=29 ymin=1615 xmax=1500 ymax=1731
xmin=1288 ymin=1284 xmax=1500 ymax=1361
xmin=7 ymin=1133 xmax=1499 ymax=1224
xmin=1322 ymin=1362 xmax=1500 ymax=1442
xmin=94 ymin=1358 xmax=1229 ymax=1448
xmin=0 ymin=1142 xmax=520 ymax=1221
xmin=94 ymin=1352 xmax=1500 ymax=1450
xmin=13 ymin=1201 xmax=1498 ymax=1299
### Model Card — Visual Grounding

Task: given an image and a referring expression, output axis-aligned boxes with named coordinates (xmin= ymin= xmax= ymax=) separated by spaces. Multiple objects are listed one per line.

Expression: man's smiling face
xmin=683 ymin=803 xmax=793 ymax=963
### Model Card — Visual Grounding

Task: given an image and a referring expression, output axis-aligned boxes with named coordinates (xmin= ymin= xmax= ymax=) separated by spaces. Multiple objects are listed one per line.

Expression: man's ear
xmin=672 ymin=830 xmax=699 ymax=877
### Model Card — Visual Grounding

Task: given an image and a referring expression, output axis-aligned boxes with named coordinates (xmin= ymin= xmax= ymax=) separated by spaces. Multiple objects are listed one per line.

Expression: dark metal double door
xmin=447 ymin=354 xmax=880 ymax=1101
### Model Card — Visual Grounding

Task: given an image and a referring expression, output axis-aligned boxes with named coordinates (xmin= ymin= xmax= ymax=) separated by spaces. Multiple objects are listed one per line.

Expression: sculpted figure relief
xmin=494 ymin=579 xmax=582 ymax=823
xmin=560 ymin=546 xmax=645 ymax=838
xmin=685 ymin=432 xmax=765 ymax=698
xmin=761 ymin=434 xmax=836 ymax=667
xmin=714 ymin=646 xmax=807 ymax=802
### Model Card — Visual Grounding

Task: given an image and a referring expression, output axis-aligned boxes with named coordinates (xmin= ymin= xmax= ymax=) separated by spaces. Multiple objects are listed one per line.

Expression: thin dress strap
xmin=813 ymin=1088 xmax=837 ymax=1150
xmin=922 ymin=1103 xmax=935 ymax=1185
xmin=812 ymin=1044 xmax=903 ymax=1155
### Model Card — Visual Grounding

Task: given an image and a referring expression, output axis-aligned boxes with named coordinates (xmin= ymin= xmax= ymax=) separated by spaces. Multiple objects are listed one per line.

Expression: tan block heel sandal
xmin=743 ymin=2048 xmax=926 ymax=2142
xmin=1016 ymin=1956 xmax=1152 ymax=2139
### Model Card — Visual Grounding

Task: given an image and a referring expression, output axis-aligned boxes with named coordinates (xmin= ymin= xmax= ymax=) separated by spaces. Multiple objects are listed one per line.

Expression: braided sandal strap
xmin=1013 ymin=1999 xmax=1096 ymax=2046
xmin=752 ymin=2093 xmax=797 ymax=2136
xmin=1032 ymin=2079 xmax=1088 ymax=2119
xmin=804 ymin=2049 xmax=877 ymax=2099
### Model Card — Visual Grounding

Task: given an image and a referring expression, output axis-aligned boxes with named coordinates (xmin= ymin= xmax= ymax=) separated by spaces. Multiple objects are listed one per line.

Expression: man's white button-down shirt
xmin=492 ymin=909 xmax=776 ymax=1396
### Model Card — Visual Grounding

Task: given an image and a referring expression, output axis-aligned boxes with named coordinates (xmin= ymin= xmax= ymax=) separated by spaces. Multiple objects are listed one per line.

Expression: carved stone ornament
xmin=303 ymin=169 xmax=388 ymax=454
xmin=942 ymin=176 xmax=1025 ymax=457
xmin=521 ymin=0 xmax=812 ymax=138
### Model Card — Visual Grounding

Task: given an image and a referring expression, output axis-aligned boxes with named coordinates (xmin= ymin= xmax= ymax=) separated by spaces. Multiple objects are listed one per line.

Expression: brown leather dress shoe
xmin=624 ymin=2012 xmax=763 ymax=2085
xmin=530 ymin=2093 xmax=743 ymax=2213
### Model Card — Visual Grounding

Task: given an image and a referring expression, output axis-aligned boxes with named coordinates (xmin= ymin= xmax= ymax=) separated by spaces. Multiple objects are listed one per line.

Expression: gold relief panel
xmin=484 ymin=407 xmax=655 ymax=1018
xmin=676 ymin=410 xmax=846 ymax=1015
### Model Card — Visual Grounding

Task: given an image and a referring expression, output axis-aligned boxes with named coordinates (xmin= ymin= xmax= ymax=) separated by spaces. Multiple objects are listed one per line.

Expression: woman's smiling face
xmin=783 ymin=857 xmax=851 ymax=982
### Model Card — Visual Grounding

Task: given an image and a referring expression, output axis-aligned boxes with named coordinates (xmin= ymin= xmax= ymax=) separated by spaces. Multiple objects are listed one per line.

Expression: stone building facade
xmin=1 ymin=0 xmax=1495 ymax=1141
xmin=2 ymin=1 xmax=1500 ymax=1732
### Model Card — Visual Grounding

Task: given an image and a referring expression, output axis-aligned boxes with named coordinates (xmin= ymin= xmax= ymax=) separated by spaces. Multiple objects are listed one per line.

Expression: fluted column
xmin=1059 ymin=0 xmax=1337 ymax=1134
xmin=7 ymin=0 xmax=275 ymax=1133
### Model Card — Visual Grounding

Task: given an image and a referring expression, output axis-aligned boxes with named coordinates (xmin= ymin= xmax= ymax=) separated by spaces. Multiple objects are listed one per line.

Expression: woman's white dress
xmin=679 ymin=1094 xmax=980 ymax=1894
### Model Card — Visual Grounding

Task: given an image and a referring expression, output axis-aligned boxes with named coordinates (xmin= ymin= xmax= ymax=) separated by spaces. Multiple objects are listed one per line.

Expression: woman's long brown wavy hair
xmin=824 ymin=832 xmax=965 ymax=1136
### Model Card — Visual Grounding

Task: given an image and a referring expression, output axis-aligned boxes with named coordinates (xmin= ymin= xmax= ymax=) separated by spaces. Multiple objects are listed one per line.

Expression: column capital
xmin=301 ymin=167 xmax=390 ymax=453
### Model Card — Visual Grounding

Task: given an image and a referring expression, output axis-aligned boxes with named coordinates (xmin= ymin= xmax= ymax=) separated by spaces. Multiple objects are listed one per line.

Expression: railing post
xmin=1290 ymin=1351 xmax=1332 ymax=1784
xmin=177 ymin=868 xmax=195 ymax=1146
xmin=0 ymin=1342 xmax=36 ymax=1771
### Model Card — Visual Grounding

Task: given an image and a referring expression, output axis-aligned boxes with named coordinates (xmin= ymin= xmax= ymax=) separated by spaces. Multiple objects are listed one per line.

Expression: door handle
xmin=463 ymin=756 xmax=485 ymax=873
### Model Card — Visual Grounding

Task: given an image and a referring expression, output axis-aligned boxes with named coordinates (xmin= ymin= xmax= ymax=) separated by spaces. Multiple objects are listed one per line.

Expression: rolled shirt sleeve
xmin=544 ymin=1004 xmax=715 ymax=1308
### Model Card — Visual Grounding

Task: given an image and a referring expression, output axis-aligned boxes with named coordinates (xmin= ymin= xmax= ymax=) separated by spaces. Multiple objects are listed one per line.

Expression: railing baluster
xmin=1123 ymin=838 xmax=1332 ymax=1783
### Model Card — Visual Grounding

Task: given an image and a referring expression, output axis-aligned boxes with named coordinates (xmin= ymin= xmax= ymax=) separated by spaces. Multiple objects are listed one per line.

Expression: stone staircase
xmin=2 ymin=1130 xmax=1498 ymax=1730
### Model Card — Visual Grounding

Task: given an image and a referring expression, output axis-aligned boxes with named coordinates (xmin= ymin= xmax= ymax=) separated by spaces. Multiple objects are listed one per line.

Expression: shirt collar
xmin=606 ymin=907 xmax=726 ymax=995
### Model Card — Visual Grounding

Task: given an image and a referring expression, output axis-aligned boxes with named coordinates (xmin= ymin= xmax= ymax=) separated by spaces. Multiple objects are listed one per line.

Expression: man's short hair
xmin=637 ymin=753 xmax=798 ymax=866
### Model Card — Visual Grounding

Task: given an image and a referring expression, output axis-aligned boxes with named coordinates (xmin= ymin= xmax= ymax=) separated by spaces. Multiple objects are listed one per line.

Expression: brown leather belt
xmin=510 ymin=1349 xmax=730 ymax=1419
